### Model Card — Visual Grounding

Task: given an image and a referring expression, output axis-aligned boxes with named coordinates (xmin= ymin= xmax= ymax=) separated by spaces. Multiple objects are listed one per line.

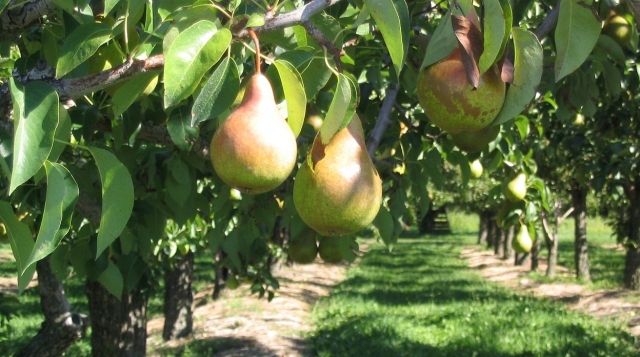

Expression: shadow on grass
xmin=555 ymin=241 xmax=625 ymax=288
xmin=311 ymin=235 xmax=638 ymax=357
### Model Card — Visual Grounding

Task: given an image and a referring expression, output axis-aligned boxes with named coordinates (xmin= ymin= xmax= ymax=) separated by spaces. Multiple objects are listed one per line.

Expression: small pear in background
xmin=210 ymin=72 xmax=297 ymax=194
xmin=318 ymin=237 xmax=344 ymax=264
xmin=469 ymin=159 xmax=483 ymax=179
xmin=505 ymin=173 xmax=527 ymax=202
xmin=288 ymin=227 xmax=318 ymax=264
xmin=293 ymin=114 xmax=382 ymax=237
xmin=512 ymin=224 xmax=533 ymax=253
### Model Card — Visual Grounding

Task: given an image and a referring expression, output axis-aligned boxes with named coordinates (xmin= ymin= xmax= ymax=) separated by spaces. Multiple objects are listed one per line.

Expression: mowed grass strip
xmin=310 ymin=234 xmax=637 ymax=357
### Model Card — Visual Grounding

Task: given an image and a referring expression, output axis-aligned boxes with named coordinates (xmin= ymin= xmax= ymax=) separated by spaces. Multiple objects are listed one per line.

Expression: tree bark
xmin=16 ymin=257 xmax=88 ymax=357
xmin=624 ymin=178 xmax=640 ymax=289
xmin=163 ymin=251 xmax=194 ymax=341
xmin=530 ymin=226 xmax=541 ymax=271
xmin=478 ymin=210 xmax=490 ymax=245
xmin=495 ymin=225 xmax=505 ymax=257
xmin=486 ymin=219 xmax=497 ymax=249
xmin=503 ymin=226 xmax=515 ymax=260
xmin=86 ymin=281 xmax=147 ymax=357
xmin=515 ymin=252 xmax=530 ymax=266
xmin=571 ymin=184 xmax=591 ymax=281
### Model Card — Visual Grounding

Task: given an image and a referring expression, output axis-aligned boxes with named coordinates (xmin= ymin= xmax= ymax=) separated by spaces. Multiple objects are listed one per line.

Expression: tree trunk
xmin=86 ymin=281 xmax=147 ymax=357
xmin=572 ymin=184 xmax=591 ymax=281
xmin=163 ymin=251 xmax=194 ymax=341
xmin=16 ymin=257 xmax=88 ymax=357
xmin=515 ymin=252 xmax=530 ymax=266
xmin=478 ymin=210 xmax=490 ymax=245
xmin=487 ymin=219 xmax=497 ymax=249
xmin=495 ymin=225 xmax=505 ymax=257
xmin=530 ymin=226 xmax=541 ymax=271
xmin=503 ymin=226 xmax=515 ymax=260
xmin=624 ymin=178 xmax=640 ymax=289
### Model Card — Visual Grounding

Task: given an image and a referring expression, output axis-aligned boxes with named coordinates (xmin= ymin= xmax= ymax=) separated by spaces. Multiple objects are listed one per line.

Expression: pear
xmin=512 ymin=224 xmax=533 ymax=253
xmin=469 ymin=160 xmax=483 ymax=179
xmin=451 ymin=125 xmax=500 ymax=153
xmin=226 ymin=274 xmax=240 ymax=290
xmin=318 ymin=237 xmax=344 ymax=263
xmin=505 ymin=173 xmax=527 ymax=202
xmin=293 ymin=114 xmax=382 ymax=236
xmin=289 ymin=227 xmax=318 ymax=264
xmin=210 ymin=73 xmax=297 ymax=194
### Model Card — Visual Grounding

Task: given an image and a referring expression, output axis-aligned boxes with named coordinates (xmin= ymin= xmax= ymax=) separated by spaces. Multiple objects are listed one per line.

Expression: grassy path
xmin=310 ymin=234 xmax=637 ymax=357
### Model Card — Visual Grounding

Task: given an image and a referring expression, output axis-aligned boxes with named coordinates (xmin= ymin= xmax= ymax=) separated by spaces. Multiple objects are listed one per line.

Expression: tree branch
xmin=534 ymin=5 xmax=560 ymax=40
xmin=301 ymin=21 xmax=344 ymax=73
xmin=366 ymin=83 xmax=399 ymax=157
xmin=559 ymin=206 xmax=575 ymax=224
xmin=0 ymin=0 xmax=57 ymax=42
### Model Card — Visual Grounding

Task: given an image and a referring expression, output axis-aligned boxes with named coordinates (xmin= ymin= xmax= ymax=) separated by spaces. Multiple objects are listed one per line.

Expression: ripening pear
xmin=293 ymin=114 xmax=382 ymax=236
xmin=226 ymin=274 xmax=240 ymax=290
xmin=318 ymin=236 xmax=344 ymax=263
xmin=505 ymin=173 xmax=527 ymax=202
xmin=210 ymin=73 xmax=297 ymax=194
xmin=469 ymin=160 xmax=483 ymax=179
xmin=512 ymin=224 xmax=533 ymax=253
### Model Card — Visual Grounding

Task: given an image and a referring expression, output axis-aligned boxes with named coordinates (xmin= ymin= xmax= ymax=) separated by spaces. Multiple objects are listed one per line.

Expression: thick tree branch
xmin=301 ymin=21 xmax=344 ymax=73
xmin=366 ymin=83 xmax=399 ymax=157
xmin=0 ymin=0 xmax=56 ymax=42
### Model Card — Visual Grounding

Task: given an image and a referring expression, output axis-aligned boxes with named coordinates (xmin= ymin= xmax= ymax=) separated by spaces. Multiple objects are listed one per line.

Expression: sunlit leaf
xmin=554 ymin=0 xmax=601 ymax=82
xmin=88 ymin=147 xmax=134 ymax=258
xmin=0 ymin=201 xmax=36 ymax=294
xmin=273 ymin=60 xmax=306 ymax=137
xmin=97 ymin=261 xmax=124 ymax=298
xmin=56 ymin=23 xmax=111 ymax=78
xmin=363 ymin=0 xmax=410 ymax=80
xmin=192 ymin=57 xmax=240 ymax=126
xmin=9 ymin=80 xmax=59 ymax=194
xmin=422 ymin=10 xmax=457 ymax=70
xmin=319 ymin=74 xmax=354 ymax=145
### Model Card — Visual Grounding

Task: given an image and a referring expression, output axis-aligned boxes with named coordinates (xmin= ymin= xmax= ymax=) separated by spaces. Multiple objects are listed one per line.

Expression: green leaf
xmin=191 ymin=57 xmax=240 ymax=126
xmin=373 ymin=206 xmax=395 ymax=249
xmin=452 ymin=152 xmax=470 ymax=186
xmin=10 ymin=81 xmax=59 ymax=194
xmin=56 ymin=23 xmax=111 ymax=78
xmin=104 ymin=0 xmax=121 ymax=15
xmin=320 ymin=74 xmax=355 ymax=145
xmin=165 ymin=156 xmax=192 ymax=206
xmin=112 ymin=72 xmax=159 ymax=118
xmin=25 ymin=162 xmax=78 ymax=272
xmin=422 ymin=10 xmax=457 ymax=70
xmin=167 ymin=106 xmax=199 ymax=151
xmin=363 ymin=0 xmax=410 ymax=80
xmin=246 ymin=13 xmax=266 ymax=27
xmin=0 ymin=0 xmax=9 ymax=14
xmin=97 ymin=261 xmax=124 ymax=298
xmin=88 ymin=147 xmax=134 ymax=258
xmin=491 ymin=28 xmax=542 ymax=126
xmin=423 ymin=149 xmax=444 ymax=190
xmin=0 ymin=201 xmax=36 ymax=294
xmin=48 ymin=108 xmax=72 ymax=163
xmin=601 ymin=60 xmax=622 ymax=99
xmin=273 ymin=60 xmax=306 ymax=137
xmin=554 ymin=0 xmax=601 ymax=82
xmin=163 ymin=21 xmax=231 ymax=108
xmin=479 ymin=0 xmax=508 ymax=74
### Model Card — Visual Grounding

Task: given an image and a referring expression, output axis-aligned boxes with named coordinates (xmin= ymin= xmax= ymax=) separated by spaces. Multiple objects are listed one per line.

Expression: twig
xmin=301 ymin=21 xmax=344 ymax=73
xmin=559 ymin=206 xmax=575 ymax=224
xmin=0 ymin=0 xmax=57 ymax=42
xmin=366 ymin=83 xmax=399 ymax=157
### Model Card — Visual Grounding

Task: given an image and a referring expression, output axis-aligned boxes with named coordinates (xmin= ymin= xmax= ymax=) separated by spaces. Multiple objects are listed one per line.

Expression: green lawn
xmin=310 ymin=232 xmax=638 ymax=357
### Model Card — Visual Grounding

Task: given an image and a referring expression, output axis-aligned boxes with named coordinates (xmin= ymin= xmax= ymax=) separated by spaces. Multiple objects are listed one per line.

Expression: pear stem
xmin=248 ymin=29 xmax=262 ymax=74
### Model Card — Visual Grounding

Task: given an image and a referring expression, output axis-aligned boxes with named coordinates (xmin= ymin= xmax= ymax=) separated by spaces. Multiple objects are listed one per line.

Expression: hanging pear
xmin=288 ymin=227 xmax=318 ymax=264
xmin=469 ymin=159 xmax=483 ymax=179
xmin=512 ymin=224 xmax=533 ymax=253
xmin=210 ymin=32 xmax=297 ymax=194
xmin=318 ymin=236 xmax=344 ymax=263
xmin=505 ymin=173 xmax=527 ymax=202
xmin=293 ymin=114 xmax=382 ymax=236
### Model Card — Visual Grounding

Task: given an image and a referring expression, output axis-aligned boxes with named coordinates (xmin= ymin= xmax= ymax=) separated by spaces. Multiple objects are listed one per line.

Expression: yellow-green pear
xmin=210 ymin=73 xmax=297 ymax=194
xmin=505 ymin=173 xmax=527 ymax=202
xmin=469 ymin=160 xmax=483 ymax=179
xmin=293 ymin=114 xmax=382 ymax=236
xmin=226 ymin=275 xmax=240 ymax=290
xmin=512 ymin=224 xmax=533 ymax=253
xmin=318 ymin=237 xmax=343 ymax=263
xmin=289 ymin=227 xmax=318 ymax=264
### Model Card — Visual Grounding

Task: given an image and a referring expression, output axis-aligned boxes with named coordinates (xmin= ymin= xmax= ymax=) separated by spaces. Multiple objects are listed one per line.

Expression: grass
xmin=310 ymin=232 xmax=638 ymax=357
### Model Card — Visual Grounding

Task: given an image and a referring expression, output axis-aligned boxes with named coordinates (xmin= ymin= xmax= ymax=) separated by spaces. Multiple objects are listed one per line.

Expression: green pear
xmin=469 ymin=160 xmax=483 ymax=179
xmin=318 ymin=237 xmax=344 ymax=263
xmin=293 ymin=114 xmax=382 ymax=236
xmin=451 ymin=125 xmax=500 ymax=153
xmin=289 ymin=227 xmax=318 ymax=264
xmin=512 ymin=224 xmax=533 ymax=253
xmin=505 ymin=173 xmax=527 ymax=202
xmin=226 ymin=274 xmax=240 ymax=290
xmin=210 ymin=73 xmax=297 ymax=194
